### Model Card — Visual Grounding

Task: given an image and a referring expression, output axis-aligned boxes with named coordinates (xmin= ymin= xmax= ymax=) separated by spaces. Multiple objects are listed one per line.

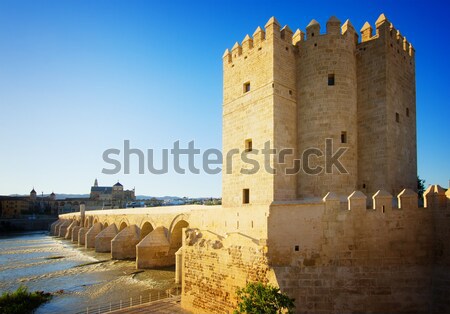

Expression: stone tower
xmin=30 ymin=188 xmax=37 ymax=201
xmin=112 ymin=181 xmax=124 ymax=200
xmin=222 ymin=14 xmax=416 ymax=206
xmin=356 ymin=14 xmax=416 ymax=196
xmin=296 ymin=17 xmax=359 ymax=198
xmin=222 ymin=17 xmax=297 ymax=207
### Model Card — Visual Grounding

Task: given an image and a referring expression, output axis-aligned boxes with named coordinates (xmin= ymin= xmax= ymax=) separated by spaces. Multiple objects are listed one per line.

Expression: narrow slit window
xmin=243 ymin=82 xmax=251 ymax=93
xmin=243 ymin=189 xmax=250 ymax=204
xmin=341 ymin=131 xmax=347 ymax=144
xmin=245 ymin=139 xmax=252 ymax=152
xmin=396 ymin=112 xmax=400 ymax=123
xmin=328 ymin=74 xmax=335 ymax=86
xmin=406 ymin=108 xmax=409 ymax=117
xmin=294 ymin=245 xmax=300 ymax=252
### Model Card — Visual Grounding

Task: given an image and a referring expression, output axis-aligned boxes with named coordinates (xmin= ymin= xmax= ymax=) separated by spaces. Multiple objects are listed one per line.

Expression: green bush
xmin=0 ymin=285 xmax=52 ymax=314
xmin=234 ymin=282 xmax=295 ymax=314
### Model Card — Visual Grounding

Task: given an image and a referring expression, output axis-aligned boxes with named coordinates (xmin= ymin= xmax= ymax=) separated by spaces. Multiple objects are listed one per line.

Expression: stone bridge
xmin=51 ymin=205 xmax=214 ymax=272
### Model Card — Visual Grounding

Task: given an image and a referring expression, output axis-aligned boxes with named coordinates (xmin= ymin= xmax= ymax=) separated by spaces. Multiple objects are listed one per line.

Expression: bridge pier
xmin=77 ymin=227 xmax=88 ymax=246
xmin=71 ymin=225 xmax=82 ymax=242
xmin=50 ymin=220 xmax=61 ymax=235
xmin=95 ymin=224 xmax=118 ymax=253
xmin=65 ymin=220 xmax=78 ymax=239
xmin=58 ymin=220 xmax=71 ymax=237
xmin=111 ymin=225 xmax=140 ymax=260
xmin=85 ymin=223 xmax=103 ymax=248
xmin=52 ymin=219 xmax=64 ymax=235
xmin=136 ymin=226 xmax=171 ymax=269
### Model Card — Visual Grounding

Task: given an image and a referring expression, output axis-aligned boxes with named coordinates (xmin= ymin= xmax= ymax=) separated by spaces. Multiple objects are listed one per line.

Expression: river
xmin=0 ymin=231 xmax=176 ymax=313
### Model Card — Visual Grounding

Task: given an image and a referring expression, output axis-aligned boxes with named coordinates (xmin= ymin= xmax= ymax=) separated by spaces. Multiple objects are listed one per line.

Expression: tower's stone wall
xmin=222 ymin=23 xmax=275 ymax=207
xmin=222 ymin=14 xmax=417 ymax=205
xmin=296 ymin=19 xmax=358 ymax=198
xmin=357 ymin=15 xmax=416 ymax=196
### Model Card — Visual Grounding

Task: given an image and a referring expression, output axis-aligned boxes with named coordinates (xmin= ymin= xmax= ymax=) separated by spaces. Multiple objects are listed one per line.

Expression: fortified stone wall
xmin=432 ymin=206 xmax=450 ymax=313
xmin=180 ymin=187 xmax=450 ymax=314
xmin=181 ymin=231 xmax=271 ymax=314
xmin=267 ymin=190 xmax=438 ymax=313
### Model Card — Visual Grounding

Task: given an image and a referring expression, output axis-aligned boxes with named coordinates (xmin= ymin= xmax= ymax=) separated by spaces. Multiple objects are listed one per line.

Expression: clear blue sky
xmin=0 ymin=0 xmax=448 ymax=197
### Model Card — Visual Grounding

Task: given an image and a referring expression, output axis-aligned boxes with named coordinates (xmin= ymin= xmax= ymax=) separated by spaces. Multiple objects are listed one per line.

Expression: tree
xmin=417 ymin=176 xmax=426 ymax=200
xmin=234 ymin=282 xmax=295 ymax=314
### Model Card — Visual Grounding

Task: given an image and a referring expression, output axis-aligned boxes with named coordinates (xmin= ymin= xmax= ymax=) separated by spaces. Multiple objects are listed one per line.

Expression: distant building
xmin=0 ymin=188 xmax=58 ymax=218
xmin=89 ymin=179 xmax=135 ymax=208
xmin=0 ymin=180 xmax=137 ymax=218
xmin=0 ymin=196 xmax=30 ymax=218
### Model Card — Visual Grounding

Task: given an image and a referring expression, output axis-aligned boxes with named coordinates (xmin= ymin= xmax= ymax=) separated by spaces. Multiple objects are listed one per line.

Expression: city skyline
xmin=0 ymin=0 xmax=448 ymax=197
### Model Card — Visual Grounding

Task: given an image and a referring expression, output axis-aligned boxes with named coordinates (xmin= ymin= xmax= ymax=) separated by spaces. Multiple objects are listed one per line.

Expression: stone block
xmin=95 ymin=224 xmax=118 ymax=253
xmin=323 ymin=192 xmax=340 ymax=211
xmin=372 ymin=190 xmax=392 ymax=212
xmin=398 ymin=189 xmax=418 ymax=209
xmin=71 ymin=225 xmax=82 ymax=242
xmin=65 ymin=220 xmax=78 ymax=239
xmin=136 ymin=226 xmax=171 ymax=269
xmin=86 ymin=222 xmax=103 ymax=249
xmin=348 ymin=191 xmax=367 ymax=211
xmin=57 ymin=220 xmax=71 ymax=237
xmin=111 ymin=224 xmax=140 ymax=260
xmin=78 ymin=227 xmax=88 ymax=246
xmin=424 ymin=185 xmax=447 ymax=209
xmin=50 ymin=220 xmax=61 ymax=235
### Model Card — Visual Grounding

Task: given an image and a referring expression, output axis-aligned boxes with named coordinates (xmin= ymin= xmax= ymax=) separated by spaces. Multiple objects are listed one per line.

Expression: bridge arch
xmin=169 ymin=214 xmax=190 ymax=237
xmin=169 ymin=214 xmax=189 ymax=254
xmin=119 ymin=221 xmax=128 ymax=231
xmin=140 ymin=221 xmax=155 ymax=240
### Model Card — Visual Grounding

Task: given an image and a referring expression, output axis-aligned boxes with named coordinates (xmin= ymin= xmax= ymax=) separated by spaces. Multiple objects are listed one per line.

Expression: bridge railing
xmin=79 ymin=287 xmax=181 ymax=314
xmin=44 ymin=287 xmax=182 ymax=314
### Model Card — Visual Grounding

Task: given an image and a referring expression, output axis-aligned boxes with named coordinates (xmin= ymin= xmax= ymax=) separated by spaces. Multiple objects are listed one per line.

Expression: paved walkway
xmin=110 ymin=296 xmax=191 ymax=314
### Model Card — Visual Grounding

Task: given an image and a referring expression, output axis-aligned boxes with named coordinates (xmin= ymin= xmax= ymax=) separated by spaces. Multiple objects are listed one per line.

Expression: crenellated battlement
xmin=322 ymin=184 xmax=449 ymax=212
xmin=222 ymin=17 xmax=277 ymax=64
xmin=389 ymin=25 xmax=415 ymax=58
xmin=359 ymin=13 xmax=414 ymax=58
xmin=226 ymin=13 xmax=415 ymax=64
xmin=224 ymin=14 xmax=414 ymax=64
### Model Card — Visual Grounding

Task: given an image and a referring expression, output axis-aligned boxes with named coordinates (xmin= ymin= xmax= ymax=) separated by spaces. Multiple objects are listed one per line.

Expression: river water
xmin=0 ymin=231 xmax=176 ymax=313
